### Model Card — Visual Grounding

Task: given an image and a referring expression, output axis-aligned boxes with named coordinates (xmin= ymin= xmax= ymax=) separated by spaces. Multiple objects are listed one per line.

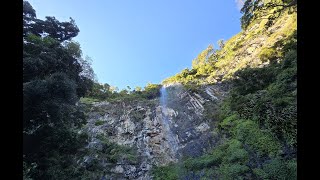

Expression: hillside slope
xmin=163 ymin=11 xmax=296 ymax=85
xmin=152 ymin=9 xmax=297 ymax=179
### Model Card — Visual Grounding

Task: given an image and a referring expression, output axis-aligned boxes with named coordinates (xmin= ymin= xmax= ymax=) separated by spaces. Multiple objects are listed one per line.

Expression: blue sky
xmin=28 ymin=0 xmax=242 ymax=90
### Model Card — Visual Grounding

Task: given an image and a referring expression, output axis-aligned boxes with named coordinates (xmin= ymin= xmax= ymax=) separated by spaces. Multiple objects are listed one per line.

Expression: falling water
xmin=160 ymin=86 xmax=179 ymax=158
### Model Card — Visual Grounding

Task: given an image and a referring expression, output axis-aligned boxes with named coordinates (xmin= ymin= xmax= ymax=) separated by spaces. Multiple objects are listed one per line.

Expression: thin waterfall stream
xmin=160 ymin=86 xmax=179 ymax=159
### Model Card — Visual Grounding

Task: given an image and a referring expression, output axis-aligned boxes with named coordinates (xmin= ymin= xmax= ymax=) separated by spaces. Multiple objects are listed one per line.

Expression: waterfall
xmin=160 ymin=86 xmax=179 ymax=158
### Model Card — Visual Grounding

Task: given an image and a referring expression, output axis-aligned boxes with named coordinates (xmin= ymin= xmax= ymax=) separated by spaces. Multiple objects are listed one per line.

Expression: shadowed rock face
xmin=82 ymin=83 xmax=230 ymax=179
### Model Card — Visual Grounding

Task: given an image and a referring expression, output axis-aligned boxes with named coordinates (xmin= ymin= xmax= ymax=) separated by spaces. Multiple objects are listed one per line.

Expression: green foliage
xmin=229 ymin=49 xmax=297 ymax=146
xmin=211 ymin=34 xmax=296 ymax=179
xmin=163 ymin=44 xmax=220 ymax=85
xmin=135 ymin=86 xmax=142 ymax=92
xmin=240 ymin=0 xmax=265 ymax=30
xmin=153 ymin=139 xmax=250 ymax=179
xmin=152 ymin=164 xmax=180 ymax=180
xmin=60 ymin=134 xmax=139 ymax=179
xmin=259 ymin=47 xmax=279 ymax=63
xmin=24 ymin=129 xmax=90 ymax=179
xmin=182 ymin=139 xmax=249 ymax=175
xmin=219 ymin=114 xmax=240 ymax=130
xmin=97 ymin=135 xmax=138 ymax=163
xmin=23 ymin=1 xmax=36 ymax=19
xmin=214 ymin=139 xmax=250 ymax=166
xmin=202 ymin=101 xmax=219 ymax=123
xmin=233 ymin=67 xmax=277 ymax=95
xmin=129 ymin=109 xmax=146 ymax=121
xmin=233 ymin=120 xmax=281 ymax=156
xmin=282 ymin=30 xmax=297 ymax=52
xmin=155 ymin=24 xmax=296 ymax=179
xmin=23 ymin=6 xmax=79 ymax=42
xmin=64 ymin=41 xmax=82 ymax=58
xmin=94 ymin=120 xmax=105 ymax=126
xmin=225 ymin=140 xmax=249 ymax=164
xmin=79 ymin=97 xmax=100 ymax=104
xmin=217 ymin=39 xmax=225 ymax=49
xmin=153 ymin=7 xmax=296 ymax=180
xmin=184 ymin=83 xmax=201 ymax=93
xmin=217 ymin=163 xmax=249 ymax=180
xmin=23 ymin=1 xmax=96 ymax=179
xmin=192 ymin=45 xmax=214 ymax=69
xmin=163 ymin=5 xmax=296 ymax=87
xmin=86 ymin=82 xmax=161 ymax=102
xmin=253 ymin=158 xmax=296 ymax=179
xmin=184 ymin=154 xmax=220 ymax=170
xmin=86 ymin=82 xmax=111 ymax=100
xmin=23 ymin=0 xmax=297 ymax=179
xmin=143 ymin=83 xmax=162 ymax=99
xmin=240 ymin=0 xmax=297 ymax=30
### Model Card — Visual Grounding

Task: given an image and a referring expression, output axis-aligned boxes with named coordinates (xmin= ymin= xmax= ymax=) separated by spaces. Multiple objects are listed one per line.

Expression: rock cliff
xmin=81 ymin=82 xmax=230 ymax=179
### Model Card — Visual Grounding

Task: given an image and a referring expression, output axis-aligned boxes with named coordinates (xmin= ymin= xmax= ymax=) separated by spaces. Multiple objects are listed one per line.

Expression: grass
xmin=80 ymin=97 xmax=101 ymax=104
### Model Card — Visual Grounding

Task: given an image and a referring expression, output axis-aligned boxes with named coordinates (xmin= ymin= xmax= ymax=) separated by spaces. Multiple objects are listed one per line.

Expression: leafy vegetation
xmin=95 ymin=135 xmax=138 ymax=164
xmin=86 ymin=82 xmax=162 ymax=103
xmin=151 ymin=164 xmax=181 ymax=180
xmin=94 ymin=120 xmax=106 ymax=126
xmin=24 ymin=0 xmax=296 ymax=179
xmin=54 ymin=134 xmax=139 ymax=180
xmin=153 ymin=1 xmax=296 ymax=178
xmin=154 ymin=46 xmax=297 ymax=177
xmin=22 ymin=1 xmax=105 ymax=179
xmin=240 ymin=0 xmax=297 ymax=30
xmin=162 ymin=7 xmax=296 ymax=86
xmin=129 ymin=108 xmax=147 ymax=121
xmin=229 ymin=46 xmax=297 ymax=146
xmin=79 ymin=97 xmax=101 ymax=105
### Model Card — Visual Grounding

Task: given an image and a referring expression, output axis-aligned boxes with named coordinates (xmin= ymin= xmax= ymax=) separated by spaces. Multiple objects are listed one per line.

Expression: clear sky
xmin=28 ymin=0 xmax=242 ymax=90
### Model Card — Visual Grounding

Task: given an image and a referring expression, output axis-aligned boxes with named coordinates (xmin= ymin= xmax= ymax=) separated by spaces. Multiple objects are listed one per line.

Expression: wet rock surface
xmin=81 ymin=83 xmax=230 ymax=179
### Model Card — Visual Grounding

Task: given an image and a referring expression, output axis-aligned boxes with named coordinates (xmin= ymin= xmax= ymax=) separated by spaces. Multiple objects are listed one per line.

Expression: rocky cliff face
xmin=81 ymin=82 xmax=230 ymax=179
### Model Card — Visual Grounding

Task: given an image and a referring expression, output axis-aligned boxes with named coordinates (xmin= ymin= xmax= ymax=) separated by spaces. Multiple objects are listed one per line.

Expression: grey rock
xmin=80 ymin=83 xmax=228 ymax=179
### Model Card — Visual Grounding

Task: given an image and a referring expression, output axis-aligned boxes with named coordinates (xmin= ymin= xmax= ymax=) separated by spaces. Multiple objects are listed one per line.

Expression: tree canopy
xmin=23 ymin=1 xmax=94 ymax=179
xmin=240 ymin=0 xmax=297 ymax=29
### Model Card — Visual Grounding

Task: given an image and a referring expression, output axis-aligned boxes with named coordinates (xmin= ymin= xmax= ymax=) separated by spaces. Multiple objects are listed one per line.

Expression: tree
xmin=109 ymin=86 xmax=119 ymax=93
xmin=144 ymin=83 xmax=161 ymax=99
xmin=23 ymin=1 xmax=36 ymax=37
xmin=240 ymin=0 xmax=297 ymax=30
xmin=64 ymin=40 xmax=82 ymax=58
xmin=23 ymin=1 xmax=94 ymax=179
xmin=192 ymin=45 xmax=214 ymax=69
xmin=180 ymin=68 xmax=190 ymax=78
xmin=79 ymin=55 xmax=96 ymax=81
xmin=135 ymin=86 xmax=142 ymax=92
xmin=217 ymin=39 xmax=225 ymax=49
xmin=119 ymin=89 xmax=129 ymax=96
xmin=103 ymin=83 xmax=111 ymax=92
xmin=127 ymin=86 xmax=132 ymax=93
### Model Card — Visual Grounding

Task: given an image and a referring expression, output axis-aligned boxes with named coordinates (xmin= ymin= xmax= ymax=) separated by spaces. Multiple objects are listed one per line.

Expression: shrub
xmin=259 ymin=47 xmax=281 ymax=63
xmin=253 ymin=157 xmax=297 ymax=179
xmin=94 ymin=120 xmax=105 ymax=126
xmin=217 ymin=163 xmax=250 ymax=180
xmin=184 ymin=154 xmax=219 ymax=170
xmin=233 ymin=120 xmax=281 ymax=157
xmin=79 ymin=97 xmax=101 ymax=104
xmin=152 ymin=164 xmax=180 ymax=180
xmin=219 ymin=114 xmax=240 ymax=130
xmin=97 ymin=135 xmax=138 ymax=163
